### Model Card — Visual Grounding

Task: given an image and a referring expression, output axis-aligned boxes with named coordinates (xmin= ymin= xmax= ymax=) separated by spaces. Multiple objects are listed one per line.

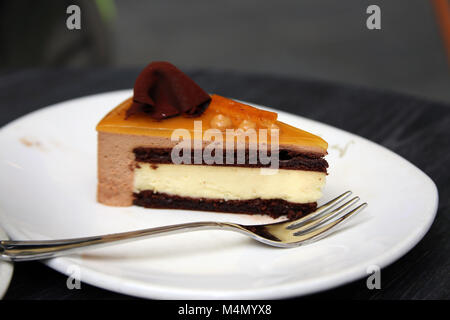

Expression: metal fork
xmin=0 ymin=191 xmax=367 ymax=262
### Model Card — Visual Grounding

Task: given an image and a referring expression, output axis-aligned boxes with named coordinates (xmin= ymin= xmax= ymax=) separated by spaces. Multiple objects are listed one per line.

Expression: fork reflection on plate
xmin=0 ymin=191 xmax=367 ymax=262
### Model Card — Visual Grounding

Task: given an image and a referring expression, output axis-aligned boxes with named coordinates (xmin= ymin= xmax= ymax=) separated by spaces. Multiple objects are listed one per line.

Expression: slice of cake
xmin=97 ymin=61 xmax=328 ymax=219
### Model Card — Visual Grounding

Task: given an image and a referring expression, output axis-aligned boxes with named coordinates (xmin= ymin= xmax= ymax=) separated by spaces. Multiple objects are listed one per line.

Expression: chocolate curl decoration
xmin=126 ymin=61 xmax=211 ymax=120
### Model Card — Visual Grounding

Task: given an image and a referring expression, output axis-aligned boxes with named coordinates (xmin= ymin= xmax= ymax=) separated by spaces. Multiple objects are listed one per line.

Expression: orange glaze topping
xmin=96 ymin=95 xmax=328 ymax=152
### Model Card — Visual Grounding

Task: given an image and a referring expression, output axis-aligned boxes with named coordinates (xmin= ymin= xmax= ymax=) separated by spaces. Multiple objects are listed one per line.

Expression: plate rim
xmin=0 ymin=90 xmax=439 ymax=299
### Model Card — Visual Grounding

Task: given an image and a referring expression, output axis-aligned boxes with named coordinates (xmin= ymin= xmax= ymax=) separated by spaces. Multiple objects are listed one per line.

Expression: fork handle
xmin=0 ymin=221 xmax=239 ymax=262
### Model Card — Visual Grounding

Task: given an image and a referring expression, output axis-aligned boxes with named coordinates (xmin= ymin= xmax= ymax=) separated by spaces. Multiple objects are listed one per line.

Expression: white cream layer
xmin=134 ymin=163 xmax=325 ymax=203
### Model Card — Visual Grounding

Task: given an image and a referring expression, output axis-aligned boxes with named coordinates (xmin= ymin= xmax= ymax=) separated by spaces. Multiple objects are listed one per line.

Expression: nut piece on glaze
xmin=210 ymin=114 xmax=233 ymax=130
xmin=238 ymin=120 xmax=256 ymax=131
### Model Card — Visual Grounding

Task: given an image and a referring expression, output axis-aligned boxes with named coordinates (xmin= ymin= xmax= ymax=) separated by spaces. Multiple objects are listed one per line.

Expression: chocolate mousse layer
xmin=133 ymin=147 xmax=328 ymax=172
xmin=133 ymin=191 xmax=317 ymax=219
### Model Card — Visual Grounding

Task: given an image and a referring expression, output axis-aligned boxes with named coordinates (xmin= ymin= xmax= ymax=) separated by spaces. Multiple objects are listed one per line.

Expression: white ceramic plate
xmin=0 ymin=226 xmax=13 ymax=299
xmin=0 ymin=90 xmax=438 ymax=299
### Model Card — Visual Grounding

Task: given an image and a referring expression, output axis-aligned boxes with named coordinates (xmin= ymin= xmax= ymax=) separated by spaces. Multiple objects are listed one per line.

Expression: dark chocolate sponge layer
xmin=133 ymin=191 xmax=317 ymax=219
xmin=133 ymin=147 xmax=328 ymax=172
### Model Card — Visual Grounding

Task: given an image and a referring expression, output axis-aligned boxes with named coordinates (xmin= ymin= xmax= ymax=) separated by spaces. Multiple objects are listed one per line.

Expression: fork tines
xmin=287 ymin=191 xmax=367 ymax=234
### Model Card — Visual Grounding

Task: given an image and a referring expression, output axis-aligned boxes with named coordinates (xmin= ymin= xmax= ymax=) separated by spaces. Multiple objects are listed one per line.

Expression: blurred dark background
xmin=0 ymin=0 xmax=449 ymax=103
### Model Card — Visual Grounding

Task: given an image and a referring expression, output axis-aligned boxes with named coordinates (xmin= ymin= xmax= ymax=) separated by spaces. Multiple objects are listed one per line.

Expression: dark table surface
xmin=0 ymin=69 xmax=449 ymax=300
